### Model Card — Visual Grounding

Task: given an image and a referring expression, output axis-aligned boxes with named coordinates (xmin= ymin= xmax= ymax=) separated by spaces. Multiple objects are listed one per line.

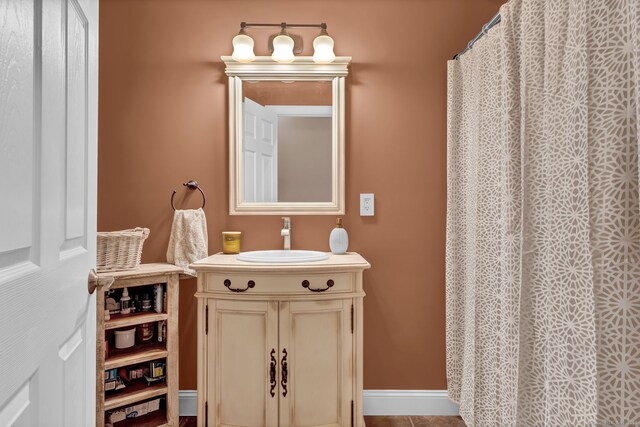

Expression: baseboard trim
xmin=363 ymin=390 xmax=459 ymax=416
xmin=179 ymin=389 xmax=459 ymax=417
xmin=179 ymin=390 xmax=198 ymax=416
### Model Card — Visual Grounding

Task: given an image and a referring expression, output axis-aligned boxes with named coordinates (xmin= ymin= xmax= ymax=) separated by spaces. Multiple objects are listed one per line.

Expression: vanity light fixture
xmin=271 ymin=24 xmax=295 ymax=63
xmin=312 ymin=24 xmax=335 ymax=64
xmin=230 ymin=22 xmax=337 ymax=64
xmin=231 ymin=23 xmax=255 ymax=62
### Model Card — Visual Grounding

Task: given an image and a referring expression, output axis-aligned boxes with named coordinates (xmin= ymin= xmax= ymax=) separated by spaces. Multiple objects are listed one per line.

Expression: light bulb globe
xmin=232 ymin=33 xmax=255 ymax=62
xmin=272 ymin=34 xmax=295 ymax=63
xmin=313 ymin=34 xmax=335 ymax=64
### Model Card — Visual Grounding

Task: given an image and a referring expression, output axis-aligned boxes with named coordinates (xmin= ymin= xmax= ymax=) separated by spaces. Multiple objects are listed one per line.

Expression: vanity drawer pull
xmin=224 ymin=279 xmax=256 ymax=292
xmin=301 ymin=279 xmax=334 ymax=292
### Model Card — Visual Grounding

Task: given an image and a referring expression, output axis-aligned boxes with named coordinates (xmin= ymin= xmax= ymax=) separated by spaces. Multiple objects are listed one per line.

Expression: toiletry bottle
xmin=133 ymin=293 xmax=140 ymax=313
xmin=120 ymin=287 xmax=131 ymax=315
xmin=154 ymin=284 xmax=164 ymax=313
xmin=158 ymin=320 xmax=167 ymax=343
xmin=141 ymin=293 xmax=152 ymax=312
xmin=129 ymin=292 xmax=136 ymax=314
xmin=329 ymin=218 xmax=349 ymax=254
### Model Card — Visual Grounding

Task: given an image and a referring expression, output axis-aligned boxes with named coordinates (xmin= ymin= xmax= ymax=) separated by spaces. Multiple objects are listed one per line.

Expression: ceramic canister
xmin=114 ymin=327 xmax=136 ymax=349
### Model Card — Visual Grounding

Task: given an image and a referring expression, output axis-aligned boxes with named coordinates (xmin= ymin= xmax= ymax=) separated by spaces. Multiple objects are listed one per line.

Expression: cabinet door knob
xmin=301 ymin=279 xmax=334 ymax=292
xmin=224 ymin=279 xmax=255 ymax=292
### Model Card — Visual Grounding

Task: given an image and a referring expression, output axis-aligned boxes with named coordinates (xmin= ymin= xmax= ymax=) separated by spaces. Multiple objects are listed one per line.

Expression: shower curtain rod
xmin=453 ymin=13 xmax=502 ymax=60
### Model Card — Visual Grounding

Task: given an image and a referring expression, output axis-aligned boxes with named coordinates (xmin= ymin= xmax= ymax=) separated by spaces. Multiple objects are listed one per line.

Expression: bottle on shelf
xmin=120 ymin=288 xmax=131 ymax=315
xmin=133 ymin=293 xmax=140 ymax=313
xmin=141 ymin=293 xmax=152 ymax=312
xmin=158 ymin=320 xmax=167 ymax=343
xmin=154 ymin=284 xmax=164 ymax=313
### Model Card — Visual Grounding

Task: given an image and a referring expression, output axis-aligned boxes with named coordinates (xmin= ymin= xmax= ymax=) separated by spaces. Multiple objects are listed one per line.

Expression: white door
xmin=0 ymin=0 xmax=98 ymax=426
xmin=243 ymin=97 xmax=278 ymax=203
xmin=279 ymin=300 xmax=354 ymax=427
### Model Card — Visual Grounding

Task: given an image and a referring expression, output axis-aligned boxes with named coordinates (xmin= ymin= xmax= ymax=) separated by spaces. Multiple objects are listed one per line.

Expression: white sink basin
xmin=237 ymin=250 xmax=329 ymax=263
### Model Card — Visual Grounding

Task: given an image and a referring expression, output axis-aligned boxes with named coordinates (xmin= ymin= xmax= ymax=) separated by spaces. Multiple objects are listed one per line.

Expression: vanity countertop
xmin=191 ymin=252 xmax=370 ymax=274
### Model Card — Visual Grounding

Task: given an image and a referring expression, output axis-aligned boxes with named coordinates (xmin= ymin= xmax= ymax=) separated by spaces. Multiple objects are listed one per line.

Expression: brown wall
xmin=243 ymin=81 xmax=332 ymax=106
xmin=98 ymin=0 xmax=504 ymax=390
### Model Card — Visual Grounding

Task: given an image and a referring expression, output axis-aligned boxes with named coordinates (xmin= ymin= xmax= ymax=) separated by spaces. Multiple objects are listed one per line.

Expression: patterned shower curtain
xmin=446 ymin=0 xmax=639 ymax=426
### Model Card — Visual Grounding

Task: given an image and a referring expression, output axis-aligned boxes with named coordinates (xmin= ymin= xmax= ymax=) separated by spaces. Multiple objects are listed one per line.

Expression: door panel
xmin=59 ymin=326 xmax=88 ymax=427
xmin=208 ymin=300 xmax=279 ymax=427
xmin=244 ymin=150 xmax=257 ymax=202
xmin=62 ymin=0 xmax=89 ymax=252
xmin=279 ymin=300 xmax=353 ymax=427
xmin=243 ymin=97 xmax=278 ymax=202
xmin=0 ymin=0 xmax=37 ymax=274
xmin=0 ymin=0 xmax=97 ymax=425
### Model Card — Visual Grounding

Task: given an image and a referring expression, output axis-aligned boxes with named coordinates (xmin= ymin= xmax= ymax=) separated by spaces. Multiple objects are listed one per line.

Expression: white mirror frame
xmin=222 ymin=56 xmax=351 ymax=215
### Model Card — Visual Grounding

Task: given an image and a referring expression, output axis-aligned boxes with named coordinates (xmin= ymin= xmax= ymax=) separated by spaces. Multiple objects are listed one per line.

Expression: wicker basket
xmin=96 ymin=228 xmax=150 ymax=272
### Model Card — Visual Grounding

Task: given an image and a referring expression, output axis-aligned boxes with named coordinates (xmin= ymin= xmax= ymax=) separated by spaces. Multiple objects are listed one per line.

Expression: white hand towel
xmin=166 ymin=208 xmax=208 ymax=276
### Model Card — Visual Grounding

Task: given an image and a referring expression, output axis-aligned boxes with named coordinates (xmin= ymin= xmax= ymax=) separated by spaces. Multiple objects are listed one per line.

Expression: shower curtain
xmin=446 ymin=0 xmax=639 ymax=426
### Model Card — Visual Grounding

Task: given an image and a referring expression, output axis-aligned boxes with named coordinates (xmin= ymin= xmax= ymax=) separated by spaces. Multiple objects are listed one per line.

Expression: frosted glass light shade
xmin=313 ymin=34 xmax=335 ymax=64
xmin=232 ymin=33 xmax=255 ymax=62
xmin=272 ymin=34 xmax=295 ymax=63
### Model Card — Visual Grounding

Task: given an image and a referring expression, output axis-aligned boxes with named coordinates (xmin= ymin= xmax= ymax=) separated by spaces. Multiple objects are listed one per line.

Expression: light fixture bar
xmin=241 ymin=22 xmax=327 ymax=30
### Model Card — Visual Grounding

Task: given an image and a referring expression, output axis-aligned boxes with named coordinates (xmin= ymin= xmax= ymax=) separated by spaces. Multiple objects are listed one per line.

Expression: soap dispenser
xmin=329 ymin=218 xmax=349 ymax=254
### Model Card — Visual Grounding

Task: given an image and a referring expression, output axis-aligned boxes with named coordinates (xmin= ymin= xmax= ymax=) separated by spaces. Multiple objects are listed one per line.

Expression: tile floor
xmin=180 ymin=416 xmax=466 ymax=426
xmin=365 ymin=416 xmax=466 ymax=426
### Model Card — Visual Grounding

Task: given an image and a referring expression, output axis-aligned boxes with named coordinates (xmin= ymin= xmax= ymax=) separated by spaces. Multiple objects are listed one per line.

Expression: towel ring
xmin=171 ymin=180 xmax=206 ymax=210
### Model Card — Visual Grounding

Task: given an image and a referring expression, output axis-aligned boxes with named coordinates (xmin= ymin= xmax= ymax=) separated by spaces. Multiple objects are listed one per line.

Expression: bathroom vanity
xmin=192 ymin=252 xmax=370 ymax=427
xmin=206 ymin=51 xmax=361 ymax=426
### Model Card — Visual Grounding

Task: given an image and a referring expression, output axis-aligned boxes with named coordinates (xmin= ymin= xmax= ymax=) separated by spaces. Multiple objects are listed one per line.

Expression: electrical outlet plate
xmin=360 ymin=193 xmax=374 ymax=216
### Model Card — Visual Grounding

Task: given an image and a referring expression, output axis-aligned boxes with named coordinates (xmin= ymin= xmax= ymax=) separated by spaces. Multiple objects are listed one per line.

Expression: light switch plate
xmin=360 ymin=193 xmax=374 ymax=216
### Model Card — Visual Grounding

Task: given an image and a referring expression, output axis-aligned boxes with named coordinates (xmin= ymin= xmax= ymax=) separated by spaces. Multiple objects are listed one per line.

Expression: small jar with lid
xmin=222 ymin=231 xmax=241 ymax=254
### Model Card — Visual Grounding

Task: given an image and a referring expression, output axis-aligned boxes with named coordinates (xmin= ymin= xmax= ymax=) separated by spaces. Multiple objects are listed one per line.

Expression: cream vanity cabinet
xmin=192 ymin=253 xmax=370 ymax=427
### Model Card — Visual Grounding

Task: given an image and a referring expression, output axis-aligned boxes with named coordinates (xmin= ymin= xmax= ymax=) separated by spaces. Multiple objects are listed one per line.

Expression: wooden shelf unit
xmin=105 ymin=342 xmax=169 ymax=370
xmin=106 ymin=408 xmax=168 ymax=427
xmin=105 ymin=383 xmax=169 ymax=411
xmin=106 ymin=311 xmax=169 ymax=330
xmin=96 ymin=263 xmax=182 ymax=427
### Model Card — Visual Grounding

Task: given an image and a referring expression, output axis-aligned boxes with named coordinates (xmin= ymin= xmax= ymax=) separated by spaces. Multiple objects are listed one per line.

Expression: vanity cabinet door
xmin=207 ymin=300 xmax=279 ymax=427
xmin=278 ymin=299 xmax=354 ymax=427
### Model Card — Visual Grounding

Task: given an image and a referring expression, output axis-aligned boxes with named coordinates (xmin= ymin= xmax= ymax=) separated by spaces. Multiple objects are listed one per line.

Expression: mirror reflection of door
xmin=241 ymin=81 xmax=333 ymax=204
xmin=243 ymin=97 xmax=278 ymax=202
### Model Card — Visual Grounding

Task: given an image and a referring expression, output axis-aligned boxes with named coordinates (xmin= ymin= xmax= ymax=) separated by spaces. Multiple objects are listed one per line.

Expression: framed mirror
xmin=223 ymin=56 xmax=351 ymax=215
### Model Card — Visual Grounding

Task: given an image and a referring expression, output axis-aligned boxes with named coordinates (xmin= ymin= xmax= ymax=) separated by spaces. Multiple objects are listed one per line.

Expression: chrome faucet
xmin=281 ymin=217 xmax=291 ymax=250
